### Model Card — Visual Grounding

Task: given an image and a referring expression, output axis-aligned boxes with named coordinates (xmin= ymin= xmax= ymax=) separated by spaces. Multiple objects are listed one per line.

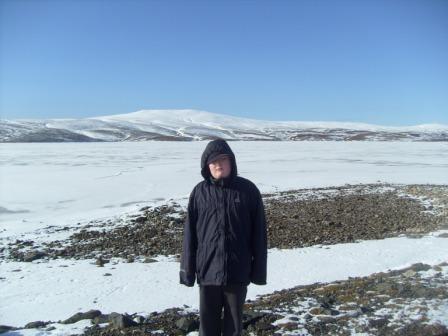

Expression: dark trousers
xmin=199 ymin=284 xmax=248 ymax=336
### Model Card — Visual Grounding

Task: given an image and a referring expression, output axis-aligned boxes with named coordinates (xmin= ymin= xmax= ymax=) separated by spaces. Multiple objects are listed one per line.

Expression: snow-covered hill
xmin=1 ymin=109 xmax=447 ymax=142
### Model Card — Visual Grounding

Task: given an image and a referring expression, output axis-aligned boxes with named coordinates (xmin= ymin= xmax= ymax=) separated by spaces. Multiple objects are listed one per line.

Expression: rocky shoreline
xmin=82 ymin=261 xmax=448 ymax=336
xmin=3 ymin=183 xmax=448 ymax=263
xmin=3 ymin=261 xmax=447 ymax=336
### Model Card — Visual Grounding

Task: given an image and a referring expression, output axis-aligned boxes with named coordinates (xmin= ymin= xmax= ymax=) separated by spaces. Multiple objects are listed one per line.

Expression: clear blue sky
xmin=1 ymin=0 xmax=447 ymax=125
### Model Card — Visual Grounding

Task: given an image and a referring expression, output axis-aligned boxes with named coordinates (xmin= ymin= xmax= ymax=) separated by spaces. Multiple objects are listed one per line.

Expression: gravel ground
xmin=7 ymin=260 xmax=447 ymax=336
xmin=3 ymin=183 xmax=447 ymax=263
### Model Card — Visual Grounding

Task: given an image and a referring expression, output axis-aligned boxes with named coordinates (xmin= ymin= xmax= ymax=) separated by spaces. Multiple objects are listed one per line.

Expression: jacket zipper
xmin=223 ymin=187 xmax=228 ymax=285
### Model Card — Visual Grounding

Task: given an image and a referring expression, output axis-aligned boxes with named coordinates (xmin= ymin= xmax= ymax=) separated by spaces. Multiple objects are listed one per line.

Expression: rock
xmin=403 ymin=270 xmax=417 ymax=278
xmin=309 ymin=307 xmax=326 ymax=315
xmin=256 ymin=320 xmax=276 ymax=331
xmin=24 ymin=321 xmax=48 ymax=328
xmin=135 ymin=216 xmax=146 ymax=223
xmin=344 ymin=309 xmax=361 ymax=318
xmin=0 ymin=325 xmax=14 ymax=333
xmin=276 ymin=321 xmax=299 ymax=330
xmin=108 ymin=312 xmax=138 ymax=329
xmin=95 ymin=257 xmax=108 ymax=267
xmin=175 ymin=317 xmax=199 ymax=332
xmin=410 ymin=263 xmax=431 ymax=272
xmin=315 ymin=315 xmax=336 ymax=323
xmin=375 ymin=282 xmax=394 ymax=293
xmin=133 ymin=315 xmax=145 ymax=324
xmin=303 ymin=313 xmax=313 ymax=321
xmin=62 ymin=310 xmax=102 ymax=324
xmin=92 ymin=314 xmax=109 ymax=324
xmin=399 ymin=320 xmax=448 ymax=336
xmin=329 ymin=309 xmax=340 ymax=316
xmin=309 ymin=307 xmax=339 ymax=316
xmin=360 ymin=306 xmax=374 ymax=314
xmin=243 ymin=311 xmax=267 ymax=328
xmin=23 ymin=251 xmax=47 ymax=262
xmin=369 ymin=317 xmax=389 ymax=328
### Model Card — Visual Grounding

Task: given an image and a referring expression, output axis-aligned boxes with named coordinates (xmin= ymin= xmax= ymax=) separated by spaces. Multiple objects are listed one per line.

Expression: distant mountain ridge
xmin=1 ymin=109 xmax=447 ymax=142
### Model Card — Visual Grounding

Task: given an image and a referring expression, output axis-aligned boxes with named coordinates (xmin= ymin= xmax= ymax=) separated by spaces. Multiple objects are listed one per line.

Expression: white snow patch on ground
xmin=1 ymin=230 xmax=447 ymax=327
xmin=2 ymin=320 xmax=92 ymax=336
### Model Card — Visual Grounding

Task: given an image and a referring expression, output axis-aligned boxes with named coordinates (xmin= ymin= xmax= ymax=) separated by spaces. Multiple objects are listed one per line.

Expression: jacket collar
xmin=209 ymin=174 xmax=235 ymax=188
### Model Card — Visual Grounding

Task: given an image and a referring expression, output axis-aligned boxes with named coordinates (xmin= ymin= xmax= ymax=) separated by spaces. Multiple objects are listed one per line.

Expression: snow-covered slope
xmin=1 ymin=109 xmax=447 ymax=142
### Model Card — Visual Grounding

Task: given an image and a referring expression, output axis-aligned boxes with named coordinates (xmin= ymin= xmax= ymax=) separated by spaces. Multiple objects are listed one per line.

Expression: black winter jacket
xmin=180 ymin=139 xmax=267 ymax=287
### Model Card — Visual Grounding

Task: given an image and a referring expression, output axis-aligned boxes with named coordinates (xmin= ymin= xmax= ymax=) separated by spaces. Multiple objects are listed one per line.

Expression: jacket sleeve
xmin=250 ymin=186 xmax=267 ymax=285
xmin=179 ymin=187 xmax=198 ymax=287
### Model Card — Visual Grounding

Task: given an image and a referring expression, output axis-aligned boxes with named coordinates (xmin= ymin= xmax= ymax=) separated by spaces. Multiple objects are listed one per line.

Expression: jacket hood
xmin=200 ymin=139 xmax=238 ymax=181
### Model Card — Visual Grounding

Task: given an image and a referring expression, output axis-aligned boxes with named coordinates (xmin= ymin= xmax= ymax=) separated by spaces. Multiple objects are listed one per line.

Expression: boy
xmin=180 ymin=139 xmax=267 ymax=336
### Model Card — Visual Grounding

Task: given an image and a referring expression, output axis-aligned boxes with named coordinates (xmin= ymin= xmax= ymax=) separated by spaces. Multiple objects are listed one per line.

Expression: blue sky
xmin=1 ymin=0 xmax=447 ymax=125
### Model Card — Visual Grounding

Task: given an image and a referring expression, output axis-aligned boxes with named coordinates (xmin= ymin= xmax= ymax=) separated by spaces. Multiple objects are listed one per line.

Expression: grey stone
xmin=92 ymin=314 xmax=109 ymax=324
xmin=108 ymin=312 xmax=137 ymax=329
xmin=62 ymin=310 xmax=102 ymax=324
xmin=403 ymin=270 xmax=417 ymax=278
xmin=133 ymin=315 xmax=145 ymax=324
xmin=410 ymin=263 xmax=431 ymax=272
xmin=24 ymin=321 xmax=48 ymax=329
xmin=175 ymin=317 xmax=199 ymax=332
xmin=0 ymin=325 xmax=14 ymax=333
xmin=23 ymin=251 xmax=47 ymax=262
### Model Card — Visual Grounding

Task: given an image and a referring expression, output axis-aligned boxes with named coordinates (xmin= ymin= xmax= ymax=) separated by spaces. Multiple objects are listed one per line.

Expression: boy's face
xmin=208 ymin=154 xmax=232 ymax=179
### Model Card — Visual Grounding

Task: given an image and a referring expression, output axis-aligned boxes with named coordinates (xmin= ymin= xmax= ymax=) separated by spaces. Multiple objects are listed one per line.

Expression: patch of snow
xmin=1 ymin=231 xmax=448 ymax=326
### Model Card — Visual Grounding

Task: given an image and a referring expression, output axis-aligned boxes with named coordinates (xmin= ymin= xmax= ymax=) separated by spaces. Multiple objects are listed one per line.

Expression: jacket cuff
xmin=180 ymin=271 xmax=196 ymax=287
xmin=250 ymin=278 xmax=267 ymax=285
xmin=250 ymin=270 xmax=267 ymax=285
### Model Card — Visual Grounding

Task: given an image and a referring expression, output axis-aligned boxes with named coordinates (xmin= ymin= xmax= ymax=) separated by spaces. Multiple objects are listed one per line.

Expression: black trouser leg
xmin=199 ymin=285 xmax=223 ymax=336
xmin=199 ymin=284 xmax=247 ymax=336
xmin=223 ymin=284 xmax=247 ymax=336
